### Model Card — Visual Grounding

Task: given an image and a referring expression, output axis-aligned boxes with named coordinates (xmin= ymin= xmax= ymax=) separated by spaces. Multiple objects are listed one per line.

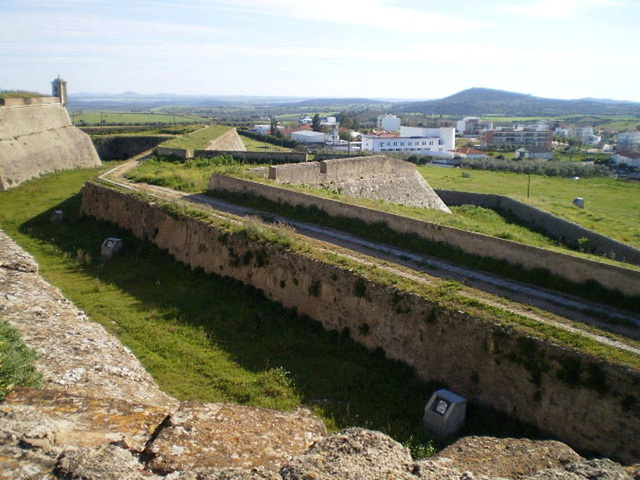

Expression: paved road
xmin=100 ymin=160 xmax=640 ymax=354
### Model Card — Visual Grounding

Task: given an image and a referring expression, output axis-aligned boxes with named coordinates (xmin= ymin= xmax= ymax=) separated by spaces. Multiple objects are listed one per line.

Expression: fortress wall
xmin=194 ymin=150 xmax=308 ymax=163
xmin=210 ymin=175 xmax=640 ymax=298
xmin=437 ymin=190 xmax=640 ymax=265
xmin=320 ymin=155 xmax=415 ymax=180
xmin=80 ymin=181 xmax=640 ymax=464
xmin=0 ymin=126 xmax=101 ymax=190
xmin=268 ymin=162 xmax=323 ymax=183
xmin=267 ymin=156 xmax=451 ymax=212
xmin=206 ymin=128 xmax=246 ymax=151
xmin=0 ymin=103 xmax=71 ymax=140
xmin=0 ymin=102 xmax=101 ymax=190
xmin=156 ymin=146 xmax=191 ymax=159
xmin=91 ymin=135 xmax=171 ymax=160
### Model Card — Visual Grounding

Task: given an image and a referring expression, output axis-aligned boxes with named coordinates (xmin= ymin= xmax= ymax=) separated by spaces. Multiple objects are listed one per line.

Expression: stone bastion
xmin=0 ymin=99 xmax=101 ymax=190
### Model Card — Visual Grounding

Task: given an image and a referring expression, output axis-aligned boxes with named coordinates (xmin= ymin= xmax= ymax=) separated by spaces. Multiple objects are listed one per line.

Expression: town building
xmin=452 ymin=147 xmax=489 ymax=159
xmin=481 ymin=126 xmax=552 ymax=159
xmin=291 ymin=130 xmax=326 ymax=144
xmin=361 ymin=127 xmax=455 ymax=158
xmin=456 ymin=117 xmax=493 ymax=136
xmin=376 ymin=114 xmax=401 ymax=132
xmin=618 ymin=131 xmax=640 ymax=154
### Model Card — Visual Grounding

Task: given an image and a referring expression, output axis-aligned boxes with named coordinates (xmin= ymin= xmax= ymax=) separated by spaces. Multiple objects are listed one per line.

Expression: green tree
xmin=312 ymin=113 xmax=321 ymax=132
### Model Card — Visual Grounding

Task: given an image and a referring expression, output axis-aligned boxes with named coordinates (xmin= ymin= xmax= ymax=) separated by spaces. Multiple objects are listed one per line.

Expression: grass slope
xmin=421 ymin=166 xmax=640 ymax=249
xmin=161 ymin=124 xmax=232 ymax=150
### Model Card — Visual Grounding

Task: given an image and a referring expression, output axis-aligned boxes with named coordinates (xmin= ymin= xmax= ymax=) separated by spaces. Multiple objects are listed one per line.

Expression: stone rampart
xmin=156 ymin=146 xmax=191 ymax=159
xmin=206 ymin=128 xmax=246 ymax=151
xmin=80 ymin=181 xmax=640 ymax=463
xmin=268 ymin=156 xmax=451 ymax=212
xmin=91 ymin=135 xmax=172 ymax=160
xmin=0 ymin=96 xmax=59 ymax=107
xmin=0 ymin=103 xmax=101 ymax=190
xmin=210 ymin=175 xmax=640 ymax=298
xmin=437 ymin=189 xmax=640 ymax=265
xmin=194 ymin=149 xmax=308 ymax=163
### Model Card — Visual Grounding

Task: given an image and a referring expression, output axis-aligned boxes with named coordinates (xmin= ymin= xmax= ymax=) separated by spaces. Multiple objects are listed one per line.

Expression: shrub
xmin=0 ymin=319 xmax=42 ymax=400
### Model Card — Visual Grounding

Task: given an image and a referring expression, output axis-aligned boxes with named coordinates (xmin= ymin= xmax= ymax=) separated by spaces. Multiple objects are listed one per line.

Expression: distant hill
xmin=285 ymin=98 xmax=392 ymax=108
xmin=397 ymin=88 xmax=640 ymax=116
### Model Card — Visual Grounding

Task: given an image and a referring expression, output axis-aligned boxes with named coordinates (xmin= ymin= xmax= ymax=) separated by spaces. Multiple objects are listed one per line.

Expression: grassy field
xmin=160 ymin=124 xmax=232 ymax=150
xmin=71 ymin=110 xmax=207 ymax=126
xmin=241 ymin=135 xmax=292 ymax=152
xmin=420 ymin=166 xmax=640 ymax=249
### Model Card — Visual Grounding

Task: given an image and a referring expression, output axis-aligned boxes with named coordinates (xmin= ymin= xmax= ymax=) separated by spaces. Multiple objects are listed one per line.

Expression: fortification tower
xmin=51 ymin=74 xmax=68 ymax=107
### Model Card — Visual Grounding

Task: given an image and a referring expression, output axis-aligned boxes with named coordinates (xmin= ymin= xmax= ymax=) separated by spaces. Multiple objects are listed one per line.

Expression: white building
xmin=618 ymin=131 xmax=640 ymax=152
xmin=252 ymin=124 xmax=272 ymax=135
xmin=456 ymin=117 xmax=493 ymax=136
xmin=361 ymin=127 xmax=455 ymax=158
xmin=377 ymin=114 xmax=401 ymax=132
xmin=291 ymin=130 xmax=326 ymax=144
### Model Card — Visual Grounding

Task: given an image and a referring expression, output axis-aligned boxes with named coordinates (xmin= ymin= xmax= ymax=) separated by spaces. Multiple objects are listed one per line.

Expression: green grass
xmin=0 ymin=167 xmax=446 ymax=455
xmin=160 ymin=124 xmax=232 ymax=150
xmin=0 ymin=319 xmax=42 ymax=400
xmin=71 ymin=110 xmax=206 ymax=126
xmin=420 ymin=166 xmax=640 ymax=249
xmin=241 ymin=136 xmax=292 ymax=152
xmin=0 ymin=91 xmax=44 ymax=99
xmin=124 ymin=155 xmax=255 ymax=192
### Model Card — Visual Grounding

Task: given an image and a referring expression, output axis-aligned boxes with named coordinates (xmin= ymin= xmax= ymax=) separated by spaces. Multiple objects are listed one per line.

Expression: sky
xmin=1 ymin=0 xmax=639 ymax=102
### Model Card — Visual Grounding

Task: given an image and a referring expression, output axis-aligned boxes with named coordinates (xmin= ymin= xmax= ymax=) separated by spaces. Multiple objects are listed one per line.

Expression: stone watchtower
xmin=51 ymin=75 xmax=68 ymax=107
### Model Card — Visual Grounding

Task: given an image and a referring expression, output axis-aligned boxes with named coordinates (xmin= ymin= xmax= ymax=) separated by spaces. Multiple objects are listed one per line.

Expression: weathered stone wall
xmin=267 ymin=156 xmax=451 ymax=212
xmin=91 ymin=135 xmax=171 ymax=160
xmin=210 ymin=175 xmax=640 ymax=298
xmin=194 ymin=149 xmax=308 ymax=163
xmin=0 ymin=103 xmax=101 ymax=190
xmin=156 ymin=146 xmax=191 ymax=159
xmin=437 ymin=189 xmax=640 ymax=266
xmin=80 ymin=181 xmax=640 ymax=464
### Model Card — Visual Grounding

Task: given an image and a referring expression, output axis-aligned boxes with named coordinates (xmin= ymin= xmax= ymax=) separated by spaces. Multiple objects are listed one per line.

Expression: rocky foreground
xmin=0 ymin=229 xmax=637 ymax=479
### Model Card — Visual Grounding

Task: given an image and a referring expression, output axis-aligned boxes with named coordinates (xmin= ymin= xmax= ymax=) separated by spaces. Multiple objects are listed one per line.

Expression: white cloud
xmin=499 ymin=0 xmax=626 ymax=18
xmin=174 ymin=0 xmax=490 ymax=34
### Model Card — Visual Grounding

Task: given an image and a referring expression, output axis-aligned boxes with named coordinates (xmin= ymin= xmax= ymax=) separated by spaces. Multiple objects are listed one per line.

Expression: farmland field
xmin=71 ymin=110 xmax=208 ymax=125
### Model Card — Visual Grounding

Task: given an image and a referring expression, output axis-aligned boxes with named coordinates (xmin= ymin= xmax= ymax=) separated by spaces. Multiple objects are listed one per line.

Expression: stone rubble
xmin=1 ymin=228 xmax=637 ymax=479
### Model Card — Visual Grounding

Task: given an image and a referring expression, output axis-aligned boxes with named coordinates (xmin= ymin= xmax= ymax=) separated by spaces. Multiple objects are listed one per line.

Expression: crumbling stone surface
xmin=166 ymin=467 xmax=280 ymax=480
xmin=145 ymin=401 xmax=326 ymax=474
xmin=425 ymin=436 xmax=583 ymax=479
xmin=280 ymin=427 xmax=419 ymax=480
xmin=53 ymin=444 xmax=161 ymax=480
xmin=0 ymin=229 xmax=177 ymax=408
xmin=1 ymin=388 xmax=169 ymax=453
xmin=0 ymin=444 xmax=57 ymax=480
xmin=523 ymin=458 xmax=638 ymax=480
